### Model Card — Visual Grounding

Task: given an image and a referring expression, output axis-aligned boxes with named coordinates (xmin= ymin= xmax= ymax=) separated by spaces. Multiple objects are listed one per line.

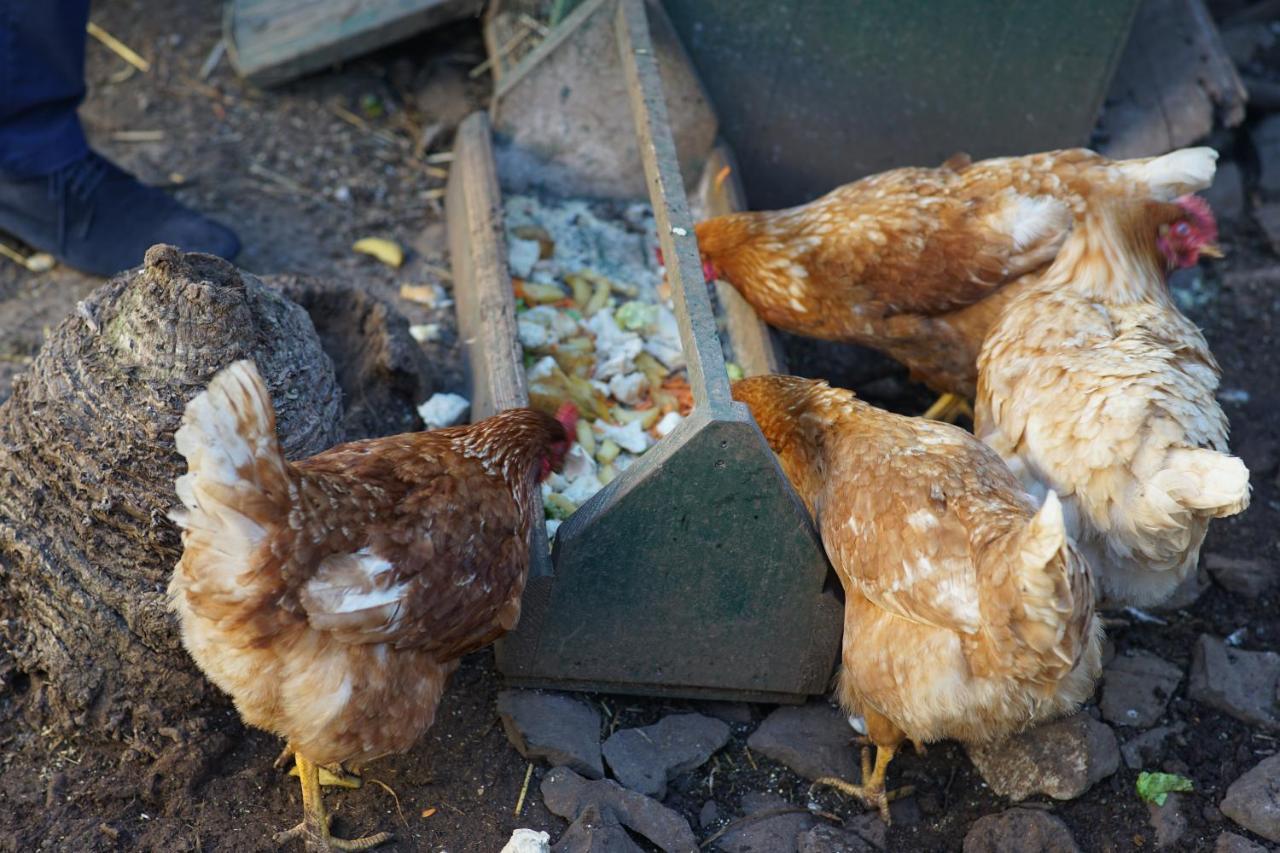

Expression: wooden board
xmin=227 ymin=0 xmax=483 ymax=87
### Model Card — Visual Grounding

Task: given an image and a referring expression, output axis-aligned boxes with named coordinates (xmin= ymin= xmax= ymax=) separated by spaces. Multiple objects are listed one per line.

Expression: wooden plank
xmin=227 ymin=0 xmax=483 ymax=87
xmin=1095 ymin=0 xmax=1247 ymax=157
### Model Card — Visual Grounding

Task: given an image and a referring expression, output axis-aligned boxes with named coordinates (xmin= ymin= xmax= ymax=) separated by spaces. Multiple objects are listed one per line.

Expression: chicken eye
xmin=1174 ymin=222 xmax=1191 ymax=236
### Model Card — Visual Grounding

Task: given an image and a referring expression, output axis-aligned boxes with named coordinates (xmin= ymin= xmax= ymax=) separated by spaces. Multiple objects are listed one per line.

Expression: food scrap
xmin=1135 ymin=771 xmax=1194 ymax=806
xmin=417 ymin=392 xmax=470 ymax=429
xmin=503 ymin=195 xmax=693 ymax=543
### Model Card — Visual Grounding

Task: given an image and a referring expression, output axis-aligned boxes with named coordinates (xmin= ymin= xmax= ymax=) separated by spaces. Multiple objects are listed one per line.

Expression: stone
xmin=1100 ymin=650 xmax=1183 ymax=728
xmin=1205 ymin=554 xmax=1275 ymax=597
xmin=747 ymin=702 xmax=860 ymax=782
xmin=962 ymin=808 xmax=1080 ymax=853
xmin=1148 ymin=793 xmax=1189 ymax=849
xmin=1122 ymin=723 xmax=1187 ymax=771
xmin=602 ymin=713 xmax=730 ymax=798
xmin=1258 ymin=204 xmax=1280 ymax=257
xmin=967 ymin=713 xmax=1120 ymax=801
xmin=1221 ymin=754 xmax=1280 ymax=842
xmin=540 ymin=767 xmax=697 ymax=853
xmin=504 ymin=829 xmax=553 ymax=853
xmin=1202 ymin=160 xmax=1246 ymax=222
xmin=1215 ymin=831 xmax=1268 ymax=853
xmin=498 ymin=691 xmax=605 ymax=779
xmin=1188 ymin=635 xmax=1280 ymax=731
xmin=1254 ymin=115 xmax=1280 ymax=195
xmin=796 ymin=823 xmax=882 ymax=853
xmin=553 ymin=804 xmax=644 ymax=853
xmin=699 ymin=799 xmax=720 ymax=829
xmin=714 ymin=793 xmax=817 ymax=853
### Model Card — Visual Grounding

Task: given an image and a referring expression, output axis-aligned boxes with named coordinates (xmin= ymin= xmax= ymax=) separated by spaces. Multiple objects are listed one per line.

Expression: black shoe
xmin=0 ymin=151 xmax=240 ymax=277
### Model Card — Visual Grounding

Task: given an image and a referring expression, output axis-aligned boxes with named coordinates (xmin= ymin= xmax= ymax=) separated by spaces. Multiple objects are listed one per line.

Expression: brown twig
xmin=87 ymin=22 xmax=150 ymax=72
xmin=513 ymin=762 xmax=534 ymax=815
xmin=368 ymin=778 xmax=407 ymax=829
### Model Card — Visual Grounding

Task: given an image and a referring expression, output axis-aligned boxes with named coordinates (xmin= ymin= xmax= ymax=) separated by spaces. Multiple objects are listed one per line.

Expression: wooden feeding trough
xmin=446 ymin=0 xmax=842 ymax=703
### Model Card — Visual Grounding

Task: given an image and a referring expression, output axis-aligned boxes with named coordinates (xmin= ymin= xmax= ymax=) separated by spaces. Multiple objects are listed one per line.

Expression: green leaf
xmin=1136 ymin=771 xmax=1193 ymax=806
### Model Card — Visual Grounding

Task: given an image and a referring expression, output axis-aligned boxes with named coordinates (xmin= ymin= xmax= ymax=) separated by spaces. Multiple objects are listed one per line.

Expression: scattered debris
xmin=353 ymin=236 xmax=406 ymax=268
xmin=1188 ymin=634 xmax=1280 ymax=730
xmin=601 ymin=713 xmax=730 ymax=799
xmin=746 ymin=702 xmax=862 ymax=783
xmin=1220 ymin=753 xmax=1280 ymax=842
xmin=1137 ymin=772 xmax=1195 ymax=806
xmin=961 ymin=808 xmax=1080 ymax=853
xmin=0 ymin=242 xmax=54 ymax=273
xmin=552 ymin=803 xmax=643 ymax=853
xmin=409 ymin=323 xmax=442 ymax=343
xmin=966 ymin=713 xmax=1120 ymax=801
xmin=400 ymin=282 xmax=452 ymax=307
xmin=111 ymin=130 xmax=165 ymax=142
xmin=710 ymin=792 xmax=819 ymax=853
xmin=417 ymin=392 xmax=470 ymax=429
xmin=1147 ymin=792 xmax=1190 ymax=849
xmin=1122 ymin=723 xmax=1188 ymax=771
xmin=1100 ymin=650 xmax=1183 ymax=728
xmin=87 ymin=21 xmax=151 ymax=73
xmin=1204 ymin=554 xmax=1274 ymax=597
xmin=539 ymin=766 xmax=696 ymax=853
xmin=497 ymin=691 xmax=605 ymax=780
xmin=502 ymin=827 xmax=552 ymax=853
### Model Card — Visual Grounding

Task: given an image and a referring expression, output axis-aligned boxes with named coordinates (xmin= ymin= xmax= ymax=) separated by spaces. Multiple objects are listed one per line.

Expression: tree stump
xmin=0 ymin=246 xmax=350 ymax=734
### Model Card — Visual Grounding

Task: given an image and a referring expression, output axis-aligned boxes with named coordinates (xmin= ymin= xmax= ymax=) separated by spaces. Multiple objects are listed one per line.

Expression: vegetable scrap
xmin=417 ymin=392 xmax=470 ymax=429
xmin=1135 ymin=771 xmax=1194 ymax=806
xmin=502 ymin=195 xmax=694 ymax=544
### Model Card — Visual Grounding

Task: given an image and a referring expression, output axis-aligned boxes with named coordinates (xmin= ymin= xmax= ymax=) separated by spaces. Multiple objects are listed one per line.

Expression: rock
xmin=1205 ymin=554 xmax=1275 ymax=597
xmin=1203 ymin=160 xmax=1246 ymax=222
xmin=714 ymin=793 xmax=817 ymax=853
xmin=747 ymin=702 xmax=860 ymax=782
xmin=967 ymin=713 xmax=1120 ymax=801
xmin=498 ymin=691 xmax=605 ymax=779
xmin=540 ymin=767 xmax=697 ymax=853
xmin=1152 ymin=566 xmax=1210 ymax=612
xmin=699 ymin=800 xmax=720 ymax=829
xmin=1258 ymin=204 xmax=1280 ymax=256
xmin=1122 ymin=723 xmax=1187 ymax=770
xmin=1100 ymin=650 xmax=1183 ymax=728
xmin=962 ymin=808 xmax=1080 ymax=853
xmin=1188 ymin=635 xmax=1280 ymax=730
xmin=602 ymin=713 xmax=730 ymax=798
xmin=1215 ymin=831 xmax=1268 ymax=853
xmin=553 ymin=804 xmax=643 ymax=853
xmin=1221 ymin=754 xmax=1280 ymax=842
xmin=504 ymin=828 xmax=553 ymax=853
xmin=1149 ymin=793 xmax=1189 ymax=849
xmin=1254 ymin=115 xmax=1280 ymax=194
xmin=796 ymin=823 xmax=882 ymax=853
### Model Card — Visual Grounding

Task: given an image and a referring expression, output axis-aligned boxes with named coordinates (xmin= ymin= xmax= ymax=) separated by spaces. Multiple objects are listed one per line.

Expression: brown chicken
xmin=698 ymin=147 xmax=1218 ymax=418
xmin=169 ymin=360 xmax=572 ymax=851
xmin=976 ymin=196 xmax=1249 ymax=610
xmin=733 ymin=375 xmax=1101 ymax=821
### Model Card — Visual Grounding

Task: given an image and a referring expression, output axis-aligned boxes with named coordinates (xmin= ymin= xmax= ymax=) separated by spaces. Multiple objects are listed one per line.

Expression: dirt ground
xmin=1 ymin=1 xmax=1278 ymax=851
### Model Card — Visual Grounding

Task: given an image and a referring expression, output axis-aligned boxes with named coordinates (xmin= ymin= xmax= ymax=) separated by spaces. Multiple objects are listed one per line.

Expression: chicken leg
xmin=922 ymin=393 xmax=973 ymax=423
xmin=276 ymin=744 xmax=364 ymax=790
xmin=273 ymin=753 xmax=392 ymax=852
xmin=812 ymin=744 xmax=914 ymax=824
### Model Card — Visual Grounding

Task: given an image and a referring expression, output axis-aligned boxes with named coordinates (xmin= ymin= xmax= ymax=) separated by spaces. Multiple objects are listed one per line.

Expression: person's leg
xmin=0 ymin=0 xmax=91 ymax=177
xmin=0 ymin=1 xmax=239 ymax=276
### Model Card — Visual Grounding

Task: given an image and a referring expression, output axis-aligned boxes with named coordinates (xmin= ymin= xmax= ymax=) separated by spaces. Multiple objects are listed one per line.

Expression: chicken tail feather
xmin=1120 ymin=147 xmax=1218 ymax=200
xmin=1152 ymin=447 xmax=1251 ymax=519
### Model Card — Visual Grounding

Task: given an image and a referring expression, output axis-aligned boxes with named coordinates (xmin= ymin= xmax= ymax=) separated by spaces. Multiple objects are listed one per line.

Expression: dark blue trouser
xmin=0 ymin=0 xmax=90 ymax=177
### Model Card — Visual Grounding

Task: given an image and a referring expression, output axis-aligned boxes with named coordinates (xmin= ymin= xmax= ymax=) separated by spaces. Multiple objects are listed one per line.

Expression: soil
xmin=0 ymin=1 xmax=1277 ymax=851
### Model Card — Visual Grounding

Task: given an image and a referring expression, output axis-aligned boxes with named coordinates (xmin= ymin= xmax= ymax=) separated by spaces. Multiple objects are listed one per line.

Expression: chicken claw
xmin=274 ymin=753 xmax=392 ymax=851
xmin=812 ymin=745 xmax=914 ymax=825
xmin=276 ymin=745 xmax=364 ymax=790
xmin=922 ymin=392 xmax=973 ymax=423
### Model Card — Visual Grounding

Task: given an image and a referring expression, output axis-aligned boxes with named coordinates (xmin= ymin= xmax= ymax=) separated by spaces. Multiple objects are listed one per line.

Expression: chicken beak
xmin=1200 ymin=243 xmax=1224 ymax=259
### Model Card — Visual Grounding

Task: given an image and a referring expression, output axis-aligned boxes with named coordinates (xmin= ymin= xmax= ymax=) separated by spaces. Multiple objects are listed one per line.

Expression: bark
xmin=0 ymin=245 xmax=427 ymax=735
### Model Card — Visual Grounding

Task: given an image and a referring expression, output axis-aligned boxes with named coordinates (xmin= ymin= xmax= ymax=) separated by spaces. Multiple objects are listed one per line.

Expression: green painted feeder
xmin=447 ymin=0 xmax=842 ymax=703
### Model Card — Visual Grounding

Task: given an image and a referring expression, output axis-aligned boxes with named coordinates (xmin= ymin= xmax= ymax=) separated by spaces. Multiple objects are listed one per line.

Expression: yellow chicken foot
xmin=273 ymin=753 xmax=392 ymax=852
xmin=922 ymin=393 xmax=973 ymax=423
xmin=812 ymin=745 xmax=914 ymax=825
xmin=276 ymin=745 xmax=364 ymax=789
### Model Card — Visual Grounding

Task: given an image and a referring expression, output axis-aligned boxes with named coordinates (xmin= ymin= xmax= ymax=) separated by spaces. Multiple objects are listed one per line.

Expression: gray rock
xmin=1255 ymin=115 xmax=1280 ymax=194
xmin=699 ymin=800 xmax=720 ymax=829
xmin=967 ymin=713 xmax=1120 ymax=801
xmin=602 ymin=713 xmax=730 ymax=798
xmin=1221 ymin=754 xmax=1280 ymax=842
xmin=796 ymin=823 xmax=881 ymax=853
xmin=962 ymin=808 xmax=1080 ymax=853
xmin=498 ymin=690 xmax=604 ymax=779
xmin=1215 ymin=831 xmax=1268 ymax=853
xmin=747 ymin=702 xmax=860 ymax=782
xmin=553 ymin=804 xmax=644 ymax=853
xmin=1100 ymin=650 xmax=1183 ymax=728
xmin=1188 ymin=635 xmax=1280 ymax=730
xmin=540 ymin=767 xmax=697 ymax=853
xmin=1149 ymin=793 xmax=1189 ymax=849
xmin=1203 ymin=161 xmax=1247 ymax=222
xmin=714 ymin=793 xmax=817 ymax=853
xmin=1205 ymin=554 xmax=1275 ymax=597
xmin=1122 ymin=723 xmax=1187 ymax=770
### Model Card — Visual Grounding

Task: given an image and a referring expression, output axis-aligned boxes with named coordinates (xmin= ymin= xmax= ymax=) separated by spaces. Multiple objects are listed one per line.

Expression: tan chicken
xmin=169 ymin=360 xmax=572 ymax=851
xmin=976 ymin=196 xmax=1250 ymax=609
xmin=733 ymin=374 xmax=1101 ymax=822
xmin=697 ymin=147 xmax=1218 ymax=419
